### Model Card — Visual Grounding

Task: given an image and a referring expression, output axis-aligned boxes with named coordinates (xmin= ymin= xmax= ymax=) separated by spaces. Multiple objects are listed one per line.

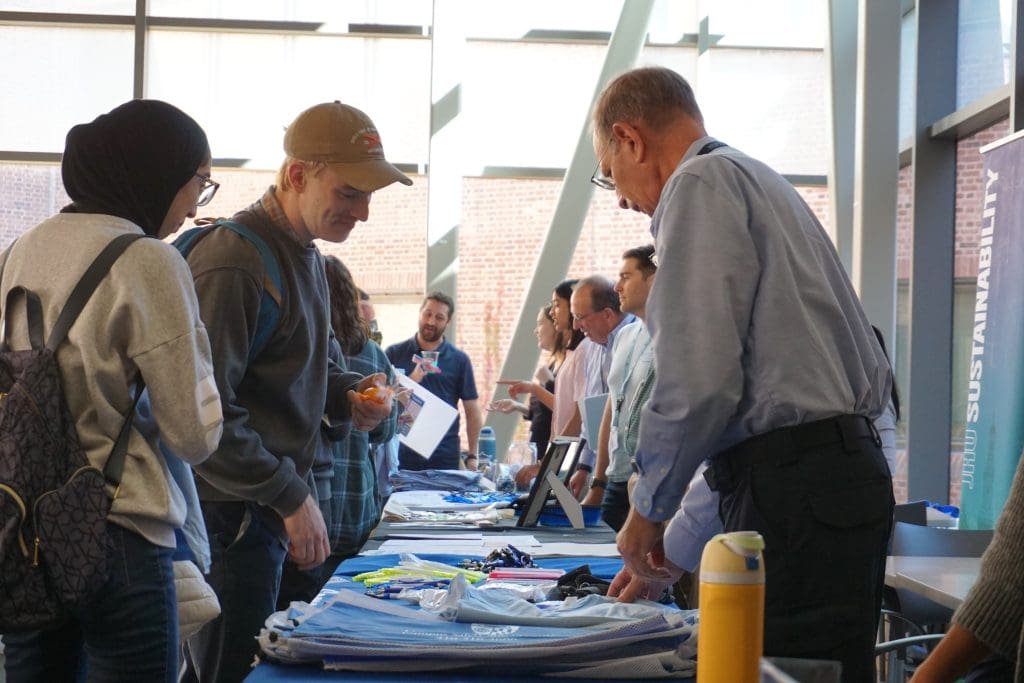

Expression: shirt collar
xmin=650 ymin=136 xmax=719 ymax=240
xmin=258 ymin=186 xmax=310 ymax=248
xmin=681 ymin=135 xmax=718 ymax=164
xmin=600 ymin=313 xmax=637 ymax=351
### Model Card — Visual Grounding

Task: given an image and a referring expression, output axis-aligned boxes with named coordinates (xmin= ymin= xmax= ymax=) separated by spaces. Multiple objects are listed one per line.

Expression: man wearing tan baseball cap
xmin=283 ymin=100 xmax=412 ymax=192
xmin=180 ymin=102 xmax=409 ymax=683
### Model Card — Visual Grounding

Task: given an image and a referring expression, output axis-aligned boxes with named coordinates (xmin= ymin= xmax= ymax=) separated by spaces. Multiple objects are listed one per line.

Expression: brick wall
xmin=896 ymin=165 xmax=913 ymax=282
xmin=0 ymin=164 xmax=68 ymax=247
xmin=955 ymin=118 xmax=1011 ymax=280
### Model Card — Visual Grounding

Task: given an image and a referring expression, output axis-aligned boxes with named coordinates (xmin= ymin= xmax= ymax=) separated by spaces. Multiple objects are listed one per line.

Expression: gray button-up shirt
xmin=632 ymin=136 xmax=891 ymax=522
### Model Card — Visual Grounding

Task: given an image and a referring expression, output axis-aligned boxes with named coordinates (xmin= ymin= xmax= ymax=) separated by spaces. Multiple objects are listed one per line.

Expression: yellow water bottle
xmin=697 ymin=530 xmax=765 ymax=683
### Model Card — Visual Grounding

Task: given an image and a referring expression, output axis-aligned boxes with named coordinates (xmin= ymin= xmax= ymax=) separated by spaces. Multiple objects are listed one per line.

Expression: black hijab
xmin=61 ymin=99 xmax=209 ymax=236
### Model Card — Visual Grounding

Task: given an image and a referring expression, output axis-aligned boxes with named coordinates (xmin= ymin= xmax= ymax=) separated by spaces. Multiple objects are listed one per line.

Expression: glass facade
xmin=955 ymin=0 xmax=1011 ymax=108
xmin=894 ymin=162 xmax=914 ymax=503
xmin=0 ymin=2 xmax=1005 ymax=502
xmin=146 ymin=31 xmax=430 ymax=167
xmin=0 ymin=1 xmax=133 ymax=12
xmin=898 ymin=8 xmax=917 ymax=143
xmin=685 ymin=47 xmax=826 ymax=175
xmin=0 ymin=26 xmax=134 ymax=152
xmin=708 ymin=0 xmax=825 ymax=48
xmin=147 ymin=0 xmax=432 ymax=26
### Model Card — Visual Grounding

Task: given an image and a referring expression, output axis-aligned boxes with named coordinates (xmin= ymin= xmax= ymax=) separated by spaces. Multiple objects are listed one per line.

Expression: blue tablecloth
xmin=245 ymin=552 xmax=697 ymax=682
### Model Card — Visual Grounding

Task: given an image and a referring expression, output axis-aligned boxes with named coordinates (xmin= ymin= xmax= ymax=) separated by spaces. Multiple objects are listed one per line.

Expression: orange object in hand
xmin=359 ymin=386 xmax=389 ymax=404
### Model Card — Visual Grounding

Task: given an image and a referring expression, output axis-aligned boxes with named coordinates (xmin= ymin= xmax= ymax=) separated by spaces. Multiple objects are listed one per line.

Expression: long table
xmin=245 ymin=516 xmax=848 ymax=682
xmin=245 ymin=515 xmax=639 ymax=682
xmin=245 ymin=550 xmax=655 ymax=683
xmin=884 ymin=555 xmax=981 ymax=610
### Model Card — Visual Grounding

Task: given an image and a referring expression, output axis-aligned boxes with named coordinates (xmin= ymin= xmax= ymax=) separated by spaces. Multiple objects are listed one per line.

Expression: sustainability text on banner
xmin=961 ymin=131 xmax=1024 ymax=530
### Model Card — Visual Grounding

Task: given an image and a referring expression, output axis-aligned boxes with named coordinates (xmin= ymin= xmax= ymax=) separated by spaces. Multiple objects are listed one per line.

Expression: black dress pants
xmin=705 ymin=415 xmax=894 ymax=683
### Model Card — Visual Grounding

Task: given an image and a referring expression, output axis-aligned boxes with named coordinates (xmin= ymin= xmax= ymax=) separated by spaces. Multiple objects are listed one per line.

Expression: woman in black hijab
xmin=60 ymin=98 xmax=216 ymax=237
xmin=0 ymin=100 xmax=224 ymax=682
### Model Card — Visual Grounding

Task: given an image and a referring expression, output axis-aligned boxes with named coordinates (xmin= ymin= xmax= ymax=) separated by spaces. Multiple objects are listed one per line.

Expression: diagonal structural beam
xmin=487 ymin=0 xmax=655 ymax=458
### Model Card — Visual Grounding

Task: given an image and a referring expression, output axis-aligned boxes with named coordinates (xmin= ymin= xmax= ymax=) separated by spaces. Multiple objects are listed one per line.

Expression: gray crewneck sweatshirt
xmin=0 ymin=213 xmax=223 ymax=548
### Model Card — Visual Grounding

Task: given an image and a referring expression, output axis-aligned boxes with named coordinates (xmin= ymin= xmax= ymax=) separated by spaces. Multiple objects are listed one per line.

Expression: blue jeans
xmin=3 ymin=523 xmax=178 ymax=683
xmin=181 ymin=501 xmax=287 ymax=683
xmin=600 ymin=479 xmax=631 ymax=532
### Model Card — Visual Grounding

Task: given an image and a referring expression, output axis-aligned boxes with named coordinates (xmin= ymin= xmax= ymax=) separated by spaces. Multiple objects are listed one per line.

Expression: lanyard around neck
xmin=614 ymin=332 xmax=652 ymax=421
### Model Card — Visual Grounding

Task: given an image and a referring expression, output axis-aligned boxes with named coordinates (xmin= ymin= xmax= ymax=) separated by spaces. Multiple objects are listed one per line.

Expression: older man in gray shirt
xmin=567 ymin=275 xmax=635 ymax=496
xmin=593 ymin=66 xmax=893 ymax=681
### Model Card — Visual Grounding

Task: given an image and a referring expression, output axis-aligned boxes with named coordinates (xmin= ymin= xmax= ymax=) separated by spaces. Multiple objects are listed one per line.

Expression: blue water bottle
xmin=478 ymin=426 xmax=497 ymax=471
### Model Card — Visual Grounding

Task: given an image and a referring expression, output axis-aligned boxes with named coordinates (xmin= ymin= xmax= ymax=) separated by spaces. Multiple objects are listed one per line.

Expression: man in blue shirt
xmin=386 ymin=292 xmax=482 ymax=470
xmin=592 ymin=66 xmax=893 ymax=681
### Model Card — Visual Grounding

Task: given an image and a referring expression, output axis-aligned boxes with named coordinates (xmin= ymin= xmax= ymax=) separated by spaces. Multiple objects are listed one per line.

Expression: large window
xmin=146 ymin=31 xmax=429 ymax=168
xmin=682 ymin=47 xmax=826 ymax=175
xmin=147 ymin=0 xmax=431 ymax=25
xmin=708 ymin=0 xmax=825 ymax=48
xmin=956 ymin=0 xmax=1012 ymax=108
xmin=0 ymin=26 xmax=134 ymax=152
xmin=0 ymin=1 xmax=132 ymax=12
xmin=0 ymin=1 xmax=833 ymax=452
xmin=899 ymin=7 xmax=917 ymax=142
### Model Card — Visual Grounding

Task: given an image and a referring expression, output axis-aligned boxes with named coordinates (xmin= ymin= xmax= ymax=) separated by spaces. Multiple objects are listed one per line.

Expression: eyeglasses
xmin=591 ymin=140 xmax=616 ymax=191
xmin=194 ymin=173 xmax=220 ymax=207
xmin=590 ymin=164 xmax=615 ymax=191
xmin=572 ymin=309 xmax=603 ymax=324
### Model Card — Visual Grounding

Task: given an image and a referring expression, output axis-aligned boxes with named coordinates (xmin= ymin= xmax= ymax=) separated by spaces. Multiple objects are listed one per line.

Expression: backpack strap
xmin=46 ymin=233 xmax=147 ymax=352
xmin=174 ymin=219 xmax=282 ymax=360
xmin=103 ymin=379 xmax=146 ymax=491
xmin=0 ymin=239 xmax=44 ymax=352
xmin=1 ymin=286 xmax=45 ymax=351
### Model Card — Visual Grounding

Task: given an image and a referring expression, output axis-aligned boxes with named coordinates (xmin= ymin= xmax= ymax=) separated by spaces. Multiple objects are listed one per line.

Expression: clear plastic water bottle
xmin=478 ymin=426 xmax=497 ymax=471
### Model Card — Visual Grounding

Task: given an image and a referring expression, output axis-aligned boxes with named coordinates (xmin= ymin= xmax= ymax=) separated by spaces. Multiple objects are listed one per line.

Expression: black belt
xmin=704 ymin=414 xmax=880 ymax=492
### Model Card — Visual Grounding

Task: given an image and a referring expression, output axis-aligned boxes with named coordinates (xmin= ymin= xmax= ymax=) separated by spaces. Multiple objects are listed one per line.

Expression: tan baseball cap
xmin=283 ymin=101 xmax=413 ymax=192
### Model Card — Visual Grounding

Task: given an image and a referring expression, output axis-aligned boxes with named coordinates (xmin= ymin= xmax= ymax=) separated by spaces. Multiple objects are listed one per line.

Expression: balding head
xmin=592 ymin=66 xmax=703 ymax=147
xmin=570 ymin=275 xmax=623 ymax=345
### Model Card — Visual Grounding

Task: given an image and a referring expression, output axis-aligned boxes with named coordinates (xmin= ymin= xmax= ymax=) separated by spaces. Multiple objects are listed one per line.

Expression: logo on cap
xmin=352 ymin=127 xmax=383 ymax=156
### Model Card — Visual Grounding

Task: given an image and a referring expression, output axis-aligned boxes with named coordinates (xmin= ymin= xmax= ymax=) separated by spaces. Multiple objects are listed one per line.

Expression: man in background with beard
xmin=386 ymin=292 xmax=482 ymax=470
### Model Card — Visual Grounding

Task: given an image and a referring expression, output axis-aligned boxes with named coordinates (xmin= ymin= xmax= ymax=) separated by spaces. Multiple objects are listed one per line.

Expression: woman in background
xmin=547 ymin=279 xmax=588 ymax=439
xmin=320 ymin=255 xmax=399 ymax=580
xmin=489 ymin=304 xmax=564 ymax=455
xmin=508 ymin=280 xmax=587 ymax=489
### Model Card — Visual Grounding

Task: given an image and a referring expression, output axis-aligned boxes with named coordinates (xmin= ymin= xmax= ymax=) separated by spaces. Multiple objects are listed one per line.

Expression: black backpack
xmin=0 ymin=233 xmax=146 ymax=632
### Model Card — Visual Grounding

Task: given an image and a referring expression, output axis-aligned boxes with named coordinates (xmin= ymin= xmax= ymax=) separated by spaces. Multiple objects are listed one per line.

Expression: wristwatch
xmin=576 ymin=463 xmax=593 ymax=474
xmin=590 ymin=478 xmax=608 ymax=490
